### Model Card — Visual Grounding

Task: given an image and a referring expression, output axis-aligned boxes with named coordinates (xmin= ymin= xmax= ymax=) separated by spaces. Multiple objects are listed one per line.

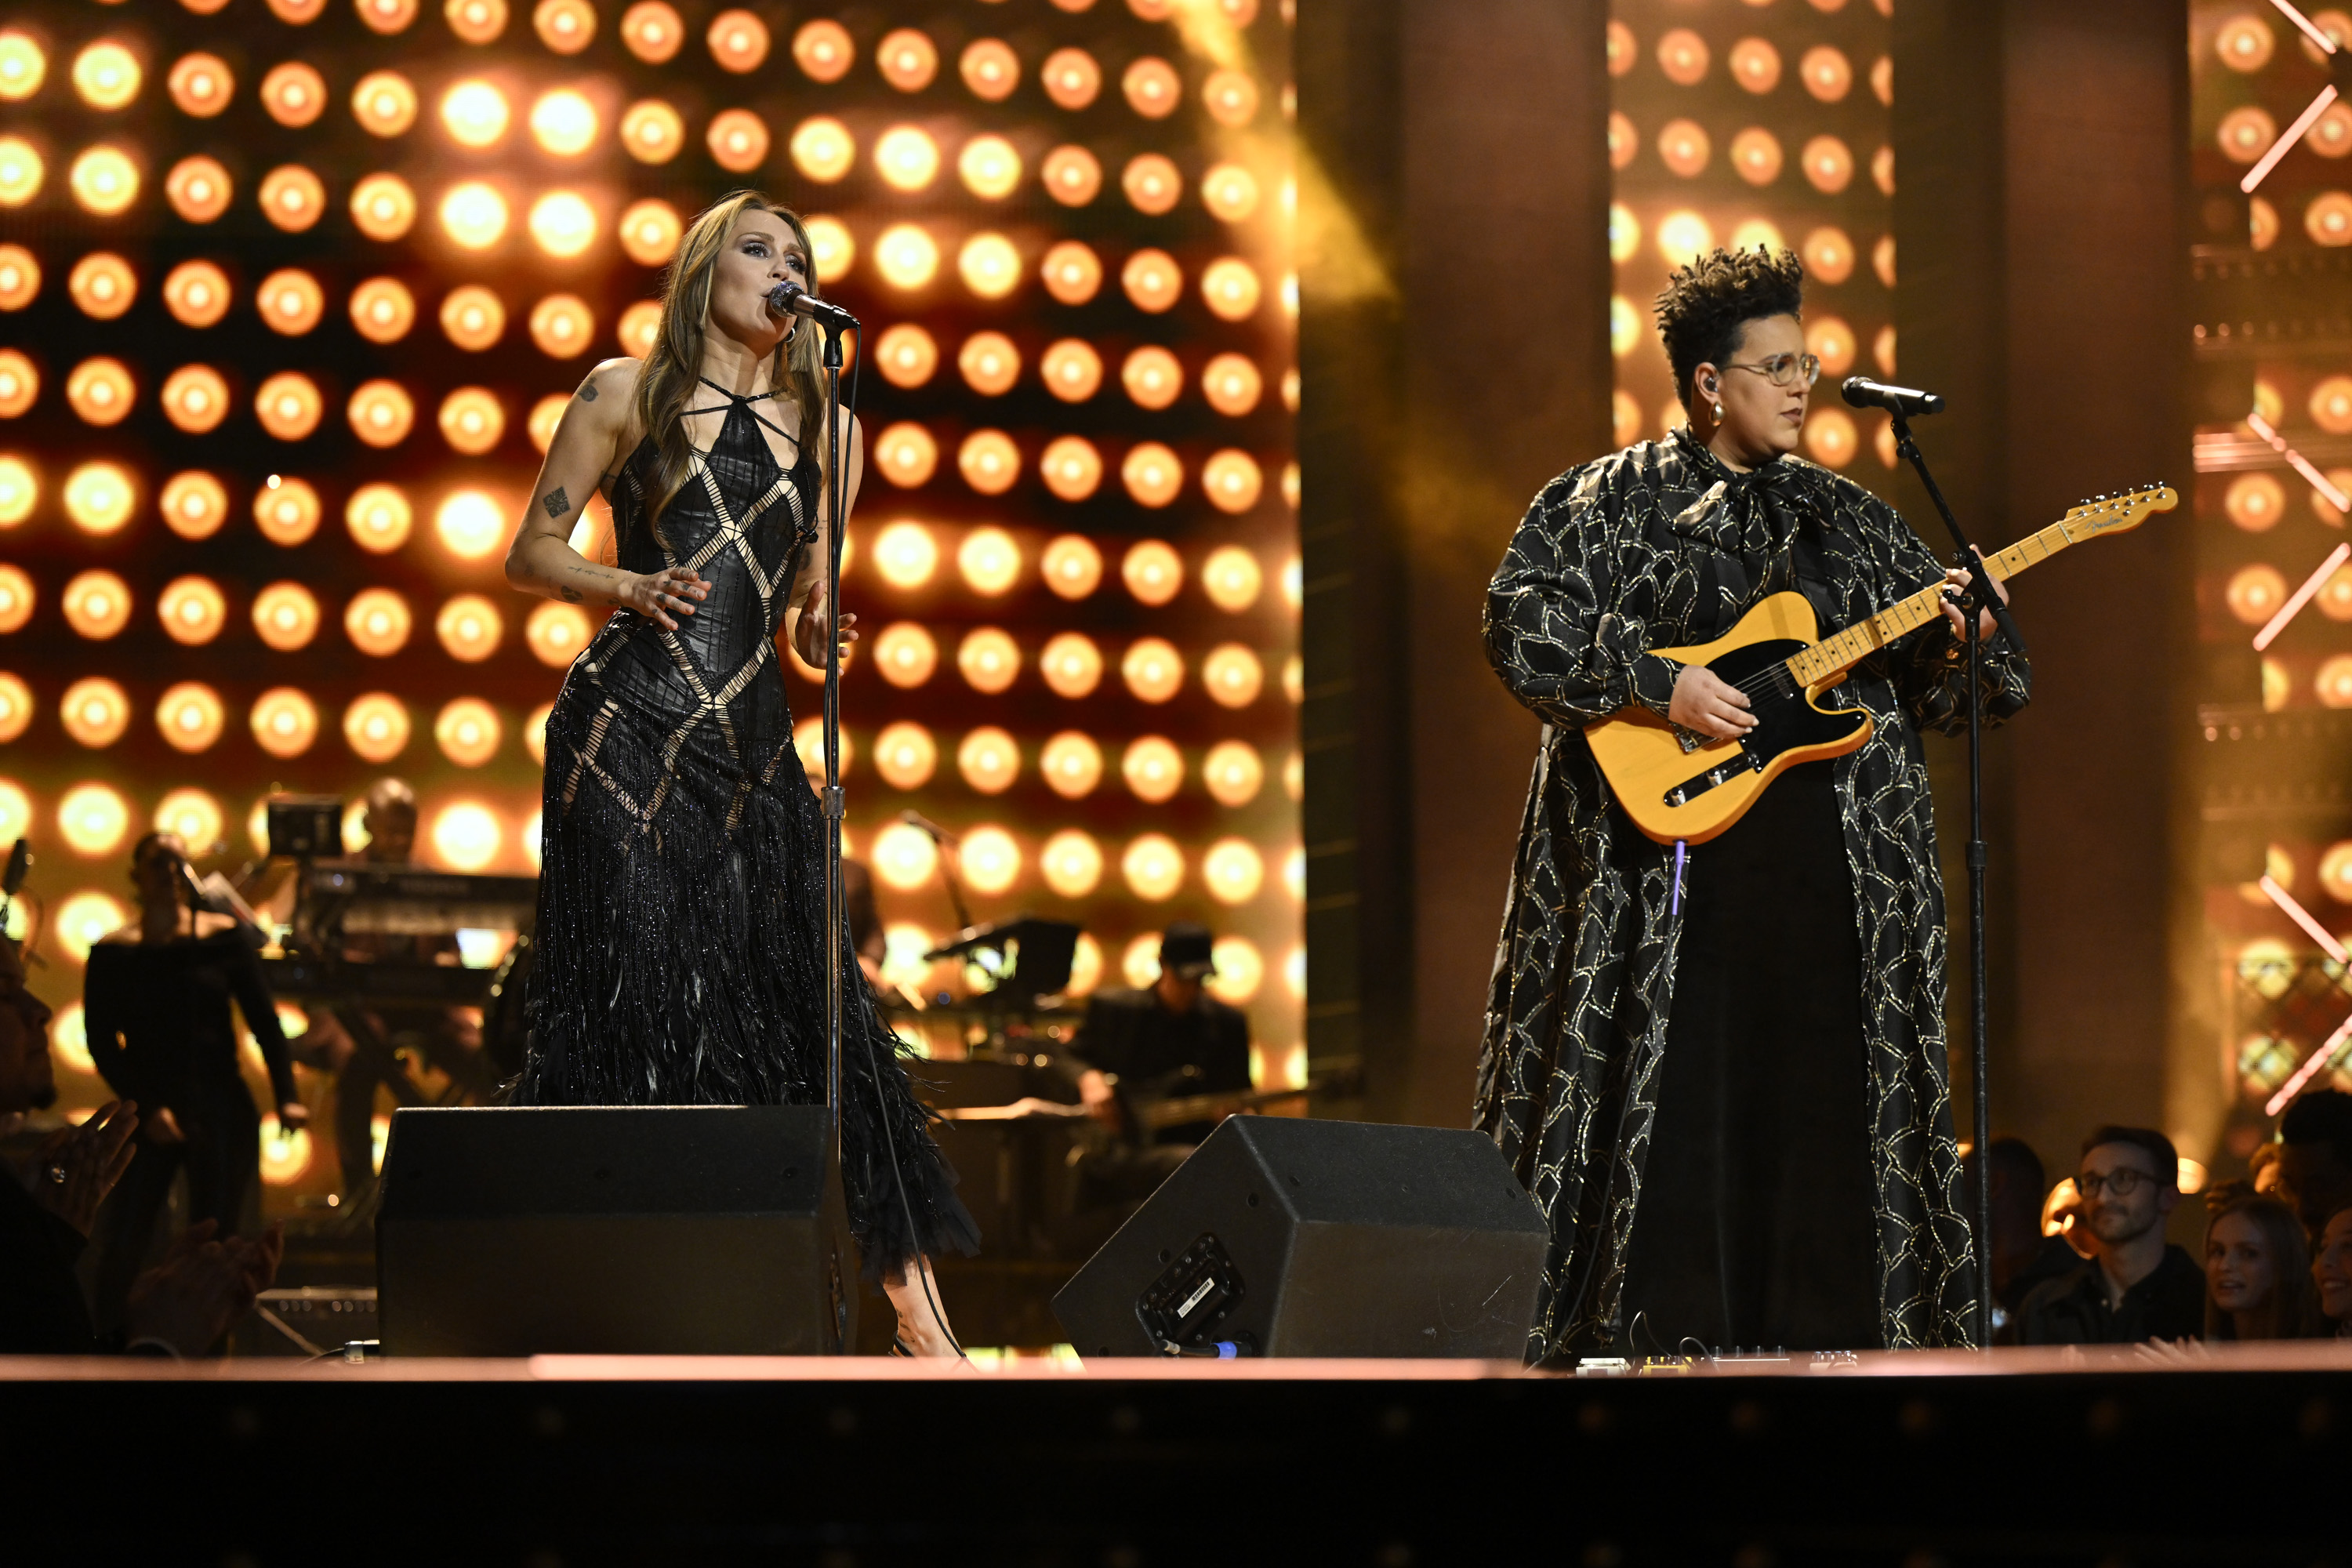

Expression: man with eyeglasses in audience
xmin=2018 ymin=1126 xmax=2205 ymax=1345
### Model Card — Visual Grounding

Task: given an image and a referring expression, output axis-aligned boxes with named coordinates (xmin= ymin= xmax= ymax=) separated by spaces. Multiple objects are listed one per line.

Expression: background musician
xmin=1069 ymin=922 xmax=1251 ymax=1150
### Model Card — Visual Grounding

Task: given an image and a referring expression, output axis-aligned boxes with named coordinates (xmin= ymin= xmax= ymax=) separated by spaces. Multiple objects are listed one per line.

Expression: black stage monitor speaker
xmin=377 ymin=1105 xmax=855 ymax=1356
xmin=1053 ymin=1118 xmax=1548 ymax=1359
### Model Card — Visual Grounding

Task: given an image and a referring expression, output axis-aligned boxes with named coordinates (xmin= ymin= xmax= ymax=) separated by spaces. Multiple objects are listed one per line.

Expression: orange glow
xmin=875 ymin=325 xmax=939 ymax=389
xmin=957 ymin=728 xmax=1021 ymax=793
xmin=1041 ymin=437 xmax=1104 ymax=502
xmin=158 ymin=575 xmax=226 ymax=645
xmin=1123 ymin=56 xmax=1181 ymax=118
xmin=1203 ymin=741 xmax=1264 ymax=806
xmin=616 ymin=301 xmax=660 ymax=358
xmin=1121 ymin=249 xmax=1183 ymax=312
xmin=61 ymin=571 xmax=132 ymax=640
xmin=153 ymin=791 xmax=225 ymax=856
xmin=525 ymin=601 xmax=591 ymax=666
xmin=1122 ymin=736 xmax=1184 ymax=803
xmin=535 ymin=0 xmax=597 ymax=54
xmin=875 ymin=125 xmax=940 ymax=192
xmin=804 ymin=214 xmax=853 ymax=282
xmin=0 ymin=684 xmax=24 ymax=748
xmin=1041 ymin=633 xmax=1104 ymax=698
xmin=440 ymin=180 xmax=510 ymax=249
xmin=58 ymin=784 xmax=131 ymax=858
xmin=1203 ymin=450 xmax=1264 ymax=514
xmin=356 ymin=0 xmax=419 ymax=31
xmin=436 ymin=593 xmax=504 ymax=662
xmin=619 ymin=199 xmax=681 ymax=266
xmin=619 ymin=100 xmax=684 ymax=165
xmin=256 ymin=267 xmax=323 ymax=334
xmin=66 ymin=358 xmax=135 ymax=426
xmin=1044 ymin=146 xmax=1103 ymax=207
xmin=2226 ymin=473 xmax=2287 ymax=532
xmin=0 ymin=456 xmax=31 ymax=527
xmin=1203 ymin=69 xmax=1258 ymax=127
xmin=351 ymin=70 xmax=417 ymax=136
xmin=528 ymin=294 xmax=593 ymax=358
xmin=0 ymin=564 xmax=30 ymax=631
xmin=873 ymin=622 xmax=939 ymax=688
xmin=1044 ymin=48 xmax=1101 ymax=109
xmin=793 ymin=19 xmax=855 ymax=81
xmin=348 ymin=379 xmax=416 ymax=448
xmin=1043 ymin=241 xmax=1103 ymax=304
xmin=2228 ymin=564 xmax=2289 ymax=625
xmin=1802 ymin=135 xmax=1854 ymax=194
xmin=1121 ymin=834 xmax=1185 ymax=901
xmin=0 ymin=244 xmax=36 ymax=309
xmin=165 ymin=155 xmax=230 ymax=222
xmin=1802 ymin=227 xmax=1856 ymax=285
xmin=68 ymin=252 xmax=136 ymax=319
xmin=1043 ymin=339 xmax=1103 ymax=402
xmin=1202 ymin=547 xmax=1263 ymax=612
xmin=789 ymin=116 xmax=855 ymax=183
xmin=1121 ymin=443 xmax=1184 ymax=507
xmin=1206 ymin=938 xmax=1262 ymax=1006
xmin=958 ymin=332 xmax=1022 ymax=396
xmin=62 ymin=677 xmax=132 ymax=748
xmin=957 ymin=628 xmax=1021 ymax=694
xmin=1731 ymin=128 xmax=1784 ymax=186
xmin=350 ymin=173 xmax=417 ymax=241
xmin=528 ymin=191 xmax=597 ymax=258
xmin=72 ymin=42 xmax=141 ymax=111
xmin=430 ymin=802 xmax=502 ymax=872
xmin=347 ymin=277 xmax=415 ymax=344
xmin=253 ymin=477 xmax=321 ymax=546
xmin=1201 ymin=163 xmax=1259 ymax=223
xmin=529 ymin=89 xmax=598 ymax=156
xmin=959 ymin=234 xmax=1022 ymax=299
xmin=1657 ymin=27 xmax=1710 ymax=85
xmin=877 ymin=28 xmax=938 ymax=92
xmin=706 ymin=8 xmax=769 ymax=71
xmin=62 ymin=463 xmax=135 ymax=535
xmin=160 ymin=472 xmax=227 ymax=540
xmin=1040 ymin=830 xmax=1103 ymax=898
xmin=254 ymin=372 xmax=323 ymax=440
xmin=1123 ymin=153 xmax=1182 ymax=216
xmin=707 ymin=110 xmax=769 ymax=175
xmin=345 ymin=588 xmax=412 ymax=656
xmin=873 ymin=223 xmax=940 ymax=290
xmin=869 ymin=521 xmax=938 ymax=590
xmin=0 ymin=34 xmax=45 ymax=103
xmin=957 ymin=430 xmax=1021 ymax=495
xmin=873 ymin=722 xmax=938 ymax=790
xmin=259 ymin=165 xmax=325 ymax=231
xmin=154 ymin=682 xmax=222 ymax=753
xmin=1123 ymin=541 xmax=1184 ymax=606
xmin=1203 ymin=644 xmax=1264 ymax=709
xmin=1123 ymin=347 xmax=1183 ymax=411
xmin=1122 ymin=638 xmax=1185 ymax=703
xmin=962 ymin=38 xmax=1020 ymax=100
xmin=343 ymin=693 xmax=410 ymax=764
xmin=874 ymin=423 xmax=939 ymax=488
xmin=959 ymin=826 xmax=1021 ymax=896
xmin=871 ymin=822 xmax=938 ymax=891
xmin=1043 ymin=535 xmax=1104 ymax=600
xmin=958 ymin=528 xmax=1022 ymax=596
xmin=1040 ymin=732 xmax=1103 ymax=799
xmin=435 ymin=698 xmax=502 ymax=765
xmin=262 ymin=61 xmax=327 ymax=127
xmin=0 ymin=139 xmax=39 ymax=208
xmin=252 ymin=581 xmax=321 ymax=652
xmin=1203 ymin=840 xmax=1265 ymax=906
xmin=0 ymin=351 xmax=33 ymax=417
xmin=528 ymin=395 xmax=567 ymax=453
xmin=1201 ymin=258 xmax=1262 ymax=321
xmin=620 ymin=2 xmax=681 ymax=62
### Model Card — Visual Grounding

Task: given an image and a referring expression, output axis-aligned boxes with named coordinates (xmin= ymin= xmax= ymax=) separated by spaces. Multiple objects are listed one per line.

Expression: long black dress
xmin=513 ymin=383 xmax=977 ymax=1276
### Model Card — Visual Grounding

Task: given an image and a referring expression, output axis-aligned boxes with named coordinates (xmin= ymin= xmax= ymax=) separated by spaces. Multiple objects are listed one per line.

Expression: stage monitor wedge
xmin=377 ymin=1105 xmax=855 ymax=1356
xmin=1054 ymin=1118 xmax=1548 ymax=1359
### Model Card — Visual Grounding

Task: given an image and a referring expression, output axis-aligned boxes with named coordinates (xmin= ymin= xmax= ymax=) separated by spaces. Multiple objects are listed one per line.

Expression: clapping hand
xmin=31 ymin=1099 xmax=139 ymax=1237
xmin=122 ymin=1219 xmax=284 ymax=1357
xmin=791 ymin=583 xmax=859 ymax=670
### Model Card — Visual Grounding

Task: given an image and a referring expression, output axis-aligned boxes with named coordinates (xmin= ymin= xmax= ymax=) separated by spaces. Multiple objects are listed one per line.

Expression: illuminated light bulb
xmin=524 ymin=600 xmax=590 ymax=667
xmin=873 ymin=423 xmax=938 ymax=488
xmin=157 ymin=576 xmax=226 ymax=645
xmin=1730 ymin=37 xmax=1781 ymax=92
xmin=357 ymin=0 xmax=419 ymax=31
xmin=876 ymin=29 xmax=938 ymax=92
xmin=789 ymin=116 xmax=855 ymax=182
xmin=445 ymin=288 xmax=515 ymax=352
xmin=1040 ymin=831 xmax=1102 ymax=898
xmin=1802 ymin=135 xmax=1854 ymax=194
xmin=1121 ymin=835 xmax=1185 ymax=902
xmin=58 ymin=785 xmax=130 ymax=858
xmin=1202 ymin=839 xmax=1264 ymax=906
xmin=0 ymin=244 xmax=35 ymax=309
xmin=2227 ymin=564 xmax=2288 ymax=625
xmin=1122 ymin=540 xmax=1184 ymax=606
xmin=1122 ymin=736 xmax=1184 ymax=803
xmin=435 ymin=491 xmax=506 ymax=561
xmin=793 ymin=20 xmax=854 ymax=82
xmin=1040 ymin=733 xmax=1103 ymax=800
xmin=1201 ymin=354 xmax=1262 ymax=417
xmin=871 ymin=521 xmax=938 ymax=590
xmin=955 ymin=41 xmax=1018 ymax=106
xmin=2321 ymin=655 xmax=2352 ymax=708
xmin=786 ymin=214 xmax=848 ymax=285
xmin=1730 ymin=219 xmax=1784 ymax=255
xmin=2216 ymin=11 xmax=2278 ymax=71
xmin=1203 ymin=644 xmax=1265 ymax=709
xmin=0 ymin=350 xmax=34 ymax=416
xmin=256 ymin=267 xmax=324 ymax=335
xmin=154 ymin=681 xmax=223 ymax=753
xmin=350 ymin=172 xmax=417 ymax=241
xmin=351 ymin=69 xmax=417 ymax=135
xmin=958 ymin=234 xmax=1022 ymax=299
xmin=959 ymin=135 xmax=1022 ymax=201
xmin=1802 ymin=227 xmax=1855 ymax=285
xmin=957 ymin=430 xmax=1021 ymax=495
xmin=875 ymin=326 xmax=939 ymax=389
xmin=154 ymin=790 xmax=225 ymax=855
xmin=1122 ymin=637 xmax=1185 ymax=703
xmin=524 ymin=89 xmax=597 ymax=158
xmin=1203 ymin=741 xmax=1264 ymax=806
xmin=1200 ymin=258 xmax=1262 ymax=321
xmin=2311 ymin=376 xmax=2352 ymax=434
xmin=1040 ymin=633 xmax=1104 ymax=698
xmin=441 ymin=180 xmax=510 ymax=249
xmin=873 ymin=224 xmax=940 ymax=291
xmin=1656 ymin=209 xmax=1715 ymax=265
xmin=258 ymin=165 xmax=325 ymax=232
xmin=162 ymin=154 xmax=228 ymax=221
xmin=706 ymin=109 xmax=769 ymax=174
xmin=68 ymin=252 xmax=136 ymax=319
xmin=52 ymin=892 xmax=126 ymax=965
xmin=62 ymin=462 xmax=135 ymax=534
xmin=61 ymin=677 xmax=131 ymax=747
xmin=873 ymin=722 xmax=938 ymax=790
xmin=1203 ymin=449 xmax=1264 ymax=514
xmin=347 ymin=379 xmax=416 ymax=448
xmin=873 ymin=622 xmax=939 ymax=688
xmin=1203 ymin=69 xmax=1258 ymax=127
xmin=434 ymin=697 xmax=502 ymax=766
xmin=617 ymin=300 xmax=660 ymax=357
xmin=66 ymin=358 xmax=135 ymax=426
xmin=1655 ymin=27 xmax=1710 ymax=88
xmin=1121 ymin=249 xmax=1183 ymax=312
xmin=1043 ymin=48 xmax=1101 ymax=110
xmin=525 ymin=702 xmax=554 ymax=764
xmin=1202 ymin=547 xmax=1263 ymax=612
xmin=1123 ymin=56 xmax=1181 ymax=119
xmin=0 ymin=137 xmax=42 ymax=207
xmin=1206 ymin=938 xmax=1262 ymax=1005
xmin=430 ymin=801 xmax=501 ymax=871
xmin=527 ymin=294 xmax=593 ymax=359
xmin=1731 ymin=127 xmax=1784 ymax=187
xmin=619 ymin=198 xmax=681 ymax=266
xmin=957 ymin=628 xmax=1021 ymax=694
xmin=161 ymin=472 xmax=226 ymax=540
xmin=344 ymin=588 xmax=412 ymax=656
xmin=1200 ymin=163 xmax=1259 ymax=223
xmin=706 ymin=7 xmax=769 ymax=71
xmin=1043 ymin=241 xmax=1104 ymax=304
xmin=343 ymin=693 xmax=409 ymax=764
xmin=535 ymin=0 xmax=597 ymax=53
xmin=72 ymin=42 xmax=140 ymax=111
xmin=619 ymin=0 xmax=679 ymax=61
xmin=1283 ymin=654 xmax=1303 ymax=703
xmin=253 ymin=477 xmax=321 ymax=546
xmin=871 ymin=822 xmax=939 ymax=891
xmin=253 ymin=372 xmax=324 ymax=441
xmin=958 ymin=826 xmax=1021 ymax=896
xmin=262 ymin=61 xmax=326 ymax=127
xmin=528 ymin=191 xmax=597 ymax=259
xmin=1120 ymin=934 xmax=1160 ymax=989
xmin=958 ymin=728 xmax=1021 ymax=794
xmin=959 ymin=527 xmax=1022 ymax=596
xmin=435 ymin=593 xmax=505 ymax=662
xmin=1043 ymin=146 xmax=1102 ymax=207
xmin=62 ymin=570 xmax=132 ymax=639
xmin=0 ymin=457 xmax=29 ymax=528
xmin=0 ymin=564 xmax=28 ymax=630
xmin=1040 ymin=437 xmax=1103 ymax=502
xmin=1121 ymin=442 xmax=1184 ymax=507
xmin=1120 ymin=346 xmax=1187 ymax=412
xmin=1042 ymin=340 xmax=1102 ymax=402
xmin=445 ymin=0 xmax=509 ymax=41
xmin=528 ymin=395 xmax=568 ymax=453
xmin=0 ymin=32 xmax=45 ymax=102
xmin=618 ymin=99 xmax=683 ymax=165
xmin=875 ymin=126 xmax=941 ymax=191
xmin=345 ymin=276 xmax=413 ymax=344
xmin=1802 ymin=44 xmax=1853 ymax=102
xmin=2310 ymin=192 xmax=2352 ymax=247
xmin=252 ymin=581 xmax=321 ymax=652
xmin=1041 ymin=536 xmax=1102 ymax=600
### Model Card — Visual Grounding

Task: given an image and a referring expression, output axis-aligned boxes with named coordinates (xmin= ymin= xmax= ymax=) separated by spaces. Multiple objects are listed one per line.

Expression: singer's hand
xmin=1938 ymin=548 xmax=2009 ymax=642
xmin=1668 ymin=663 xmax=1755 ymax=740
xmin=619 ymin=566 xmax=709 ymax=632
xmin=792 ymin=585 xmax=859 ymax=669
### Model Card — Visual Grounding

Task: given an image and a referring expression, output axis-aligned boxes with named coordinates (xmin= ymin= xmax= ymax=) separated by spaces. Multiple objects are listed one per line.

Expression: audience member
xmin=2041 ymin=1178 xmax=2099 ymax=1261
xmin=2020 ymin=1127 xmax=2205 ymax=1345
xmin=0 ymin=936 xmax=280 ymax=1354
xmin=2247 ymin=1141 xmax=2282 ymax=1197
xmin=1963 ymin=1137 xmax=2082 ymax=1342
xmin=2276 ymin=1091 xmax=2352 ymax=1240
xmin=2314 ymin=1207 xmax=2352 ymax=1337
xmin=2202 ymin=1192 xmax=2318 ymax=1341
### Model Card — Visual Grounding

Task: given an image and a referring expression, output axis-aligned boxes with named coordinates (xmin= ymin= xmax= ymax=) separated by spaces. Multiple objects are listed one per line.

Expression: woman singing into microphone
xmin=503 ymin=191 xmax=975 ymax=1353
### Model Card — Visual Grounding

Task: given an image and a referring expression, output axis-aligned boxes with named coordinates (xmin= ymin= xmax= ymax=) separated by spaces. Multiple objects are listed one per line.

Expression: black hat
xmin=1158 ymin=920 xmax=1216 ymax=978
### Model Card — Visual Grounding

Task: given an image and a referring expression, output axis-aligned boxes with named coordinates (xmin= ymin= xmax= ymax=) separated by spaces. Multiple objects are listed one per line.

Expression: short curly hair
xmin=1654 ymin=248 xmax=1806 ymax=409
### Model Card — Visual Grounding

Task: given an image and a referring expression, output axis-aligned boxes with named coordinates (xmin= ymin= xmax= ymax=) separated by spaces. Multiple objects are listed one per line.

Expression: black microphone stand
xmin=1887 ymin=410 xmax=2024 ymax=1349
xmin=818 ymin=320 xmax=848 ymax=1149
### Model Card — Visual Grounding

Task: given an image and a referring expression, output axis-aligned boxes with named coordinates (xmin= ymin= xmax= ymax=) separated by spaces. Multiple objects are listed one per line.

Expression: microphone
xmin=1841 ymin=376 xmax=1945 ymax=417
xmin=767 ymin=280 xmax=858 ymax=333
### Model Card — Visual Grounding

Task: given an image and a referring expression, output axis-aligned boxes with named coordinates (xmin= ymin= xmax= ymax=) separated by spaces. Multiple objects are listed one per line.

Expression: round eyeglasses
xmin=1724 ymin=352 xmax=1822 ymax=389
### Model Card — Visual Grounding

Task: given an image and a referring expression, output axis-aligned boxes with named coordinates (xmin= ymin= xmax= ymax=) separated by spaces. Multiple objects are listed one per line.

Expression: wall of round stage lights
xmin=0 ymin=0 xmax=1306 ymax=1130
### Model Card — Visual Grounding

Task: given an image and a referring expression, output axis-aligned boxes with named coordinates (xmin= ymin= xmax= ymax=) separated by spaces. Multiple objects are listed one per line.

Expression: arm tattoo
xmin=558 ymin=587 xmax=583 ymax=603
xmin=541 ymin=486 xmax=571 ymax=519
xmin=577 ymin=382 xmax=598 ymax=402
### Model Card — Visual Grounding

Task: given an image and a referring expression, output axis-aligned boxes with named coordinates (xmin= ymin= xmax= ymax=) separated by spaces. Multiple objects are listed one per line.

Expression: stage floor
xmin=9 ymin=1345 xmax=2351 ymax=1564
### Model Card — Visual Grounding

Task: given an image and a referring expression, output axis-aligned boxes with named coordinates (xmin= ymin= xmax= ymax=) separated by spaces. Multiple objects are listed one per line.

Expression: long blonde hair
xmin=633 ymin=190 xmax=829 ymax=528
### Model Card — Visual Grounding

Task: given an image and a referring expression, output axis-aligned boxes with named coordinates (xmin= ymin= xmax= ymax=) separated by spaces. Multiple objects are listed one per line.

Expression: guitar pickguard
xmin=1659 ymin=637 xmax=1866 ymax=808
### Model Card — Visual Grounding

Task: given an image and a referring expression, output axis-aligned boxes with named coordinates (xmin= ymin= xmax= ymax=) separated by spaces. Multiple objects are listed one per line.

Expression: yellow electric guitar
xmin=1586 ymin=485 xmax=2178 ymax=845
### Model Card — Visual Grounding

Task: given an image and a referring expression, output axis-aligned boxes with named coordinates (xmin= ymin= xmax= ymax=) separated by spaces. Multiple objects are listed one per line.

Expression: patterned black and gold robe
xmin=1475 ymin=427 xmax=2031 ymax=1358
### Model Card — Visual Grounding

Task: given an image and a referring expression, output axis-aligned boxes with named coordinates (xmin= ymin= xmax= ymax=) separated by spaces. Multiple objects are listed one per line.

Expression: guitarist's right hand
xmin=1668 ymin=664 xmax=1758 ymax=739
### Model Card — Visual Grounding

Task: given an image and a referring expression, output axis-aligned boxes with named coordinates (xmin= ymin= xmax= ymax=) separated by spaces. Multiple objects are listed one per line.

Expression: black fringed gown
xmin=514 ymin=384 xmax=978 ymax=1277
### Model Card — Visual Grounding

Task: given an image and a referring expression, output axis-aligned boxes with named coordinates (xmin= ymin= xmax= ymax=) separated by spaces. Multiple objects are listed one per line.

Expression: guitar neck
xmin=1784 ymin=517 xmax=2079 ymax=688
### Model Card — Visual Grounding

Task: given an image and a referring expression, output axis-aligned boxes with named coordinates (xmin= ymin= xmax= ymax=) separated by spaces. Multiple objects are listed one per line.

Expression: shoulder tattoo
xmin=577 ymin=380 xmax=598 ymax=402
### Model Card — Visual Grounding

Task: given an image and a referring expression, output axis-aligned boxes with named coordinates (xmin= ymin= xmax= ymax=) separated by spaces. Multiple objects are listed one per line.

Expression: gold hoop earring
xmin=1711 ymin=402 xmax=1723 ymax=423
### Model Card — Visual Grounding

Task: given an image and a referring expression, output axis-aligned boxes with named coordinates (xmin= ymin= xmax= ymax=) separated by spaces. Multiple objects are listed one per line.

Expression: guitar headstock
xmin=2064 ymin=485 xmax=2180 ymax=536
